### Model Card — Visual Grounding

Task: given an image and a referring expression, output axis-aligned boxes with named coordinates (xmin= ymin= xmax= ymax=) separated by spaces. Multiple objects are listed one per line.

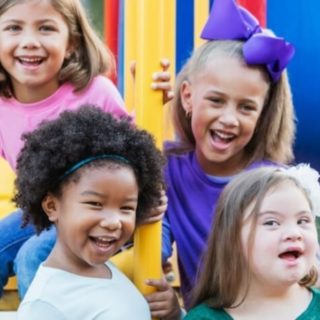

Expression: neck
xmin=44 ymin=241 xmax=111 ymax=279
xmin=12 ymin=81 xmax=60 ymax=103
xmin=196 ymin=150 xmax=250 ymax=176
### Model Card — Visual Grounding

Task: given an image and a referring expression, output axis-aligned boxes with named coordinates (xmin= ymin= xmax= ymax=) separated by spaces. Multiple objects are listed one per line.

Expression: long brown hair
xmin=191 ymin=167 xmax=317 ymax=309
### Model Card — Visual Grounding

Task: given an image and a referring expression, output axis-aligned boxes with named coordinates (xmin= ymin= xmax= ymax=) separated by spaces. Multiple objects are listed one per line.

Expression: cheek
xmin=123 ymin=216 xmax=136 ymax=234
xmin=241 ymin=116 xmax=260 ymax=139
xmin=307 ymin=229 xmax=319 ymax=254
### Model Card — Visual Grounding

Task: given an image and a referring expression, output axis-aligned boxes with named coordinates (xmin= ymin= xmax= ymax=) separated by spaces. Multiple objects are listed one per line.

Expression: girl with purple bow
xmin=162 ymin=0 xmax=296 ymax=308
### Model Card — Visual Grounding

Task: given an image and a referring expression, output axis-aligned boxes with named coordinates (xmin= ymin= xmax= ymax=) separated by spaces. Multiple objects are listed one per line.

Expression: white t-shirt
xmin=17 ymin=262 xmax=151 ymax=320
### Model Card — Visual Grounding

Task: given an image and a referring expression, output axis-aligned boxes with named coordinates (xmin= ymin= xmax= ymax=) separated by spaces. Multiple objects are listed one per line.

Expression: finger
xmin=166 ymin=90 xmax=174 ymax=100
xmin=151 ymin=82 xmax=172 ymax=91
xmin=148 ymin=301 xmax=170 ymax=313
xmin=160 ymin=58 xmax=170 ymax=71
xmin=151 ymin=309 xmax=169 ymax=319
xmin=130 ymin=60 xmax=136 ymax=78
xmin=145 ymin=292 xmax=169 ymax=303
xmin=152 ymin=205 xmax=167 ymax=216
xmin=143 ymin=213 xmax=165 ymax=224
xmin=159 ymin=193 xmax=168 ymax=205
xmin=146 ymin=277 xmax=169 ymax=291
xmin=152 ymin=71 xmax=171 ymax=82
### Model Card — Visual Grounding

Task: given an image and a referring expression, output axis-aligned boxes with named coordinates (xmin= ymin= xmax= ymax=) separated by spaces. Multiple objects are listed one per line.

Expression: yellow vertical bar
xmin=134 ymin=2 xmax=162 ymax=145
xmin=161 ymin=0 xmax=176 ymax=141
xmin=133 ymin=1 xmax=163 ymax=301
xmin=124 ymin=0 xmax=137 ymax=112
xmin=194 ymin=0 xmax=210 ymax=48
xmin=133 ymin=3 xmax=175 ymax=312
xmin=0 ymin=158 xmax=16 ymax=218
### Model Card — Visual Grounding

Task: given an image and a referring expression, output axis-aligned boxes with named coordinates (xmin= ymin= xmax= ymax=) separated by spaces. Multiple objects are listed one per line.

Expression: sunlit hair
xmin=191 ymin=166 xmax=318 ymax=309
xmin=168 ymin=40 xmax=295 ymax=164
xmin=0 ymin=0 xmax=114 ymax=97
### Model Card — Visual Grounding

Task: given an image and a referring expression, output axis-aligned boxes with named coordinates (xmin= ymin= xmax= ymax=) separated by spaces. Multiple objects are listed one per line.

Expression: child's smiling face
xmin=0 ymin=0 xmax=72 ymax=102
xmin=181 ymin=55 xmax=268 ymax=176
xmin=241 ymin=180 xmax=318 ymax=289
xmin=42 ymin=164 xmax=138 ymax=274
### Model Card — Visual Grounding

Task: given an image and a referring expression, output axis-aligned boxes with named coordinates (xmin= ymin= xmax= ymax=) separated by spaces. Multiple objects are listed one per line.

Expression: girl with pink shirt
xmin=0 ymin=2 xmax=173 ymax=315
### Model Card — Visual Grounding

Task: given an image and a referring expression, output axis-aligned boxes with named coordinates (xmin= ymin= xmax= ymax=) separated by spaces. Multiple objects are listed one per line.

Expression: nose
xmin=283 ymin=225 xmax=302 ymax=241
xmin=20 ymin=30 xmax=40 ymax=49
xmin=99 ymin=212 xmax=121 ymax=231
xmin=218 ymin=105 xmax=239 ymax=127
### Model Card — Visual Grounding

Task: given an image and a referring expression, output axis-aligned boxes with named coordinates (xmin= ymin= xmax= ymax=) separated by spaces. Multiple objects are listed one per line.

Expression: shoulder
xmin=86 ymin=75 xmax=120 ymax=95
xmin=74 ymin=76 xmax=126 ymax=115
xmin=297 ymin=287 xmax=320 ymax=319
xmin=310 ymin=287 xmax=320 ymax=301
xmin=185 ymin=304 xmax=230 ymax=320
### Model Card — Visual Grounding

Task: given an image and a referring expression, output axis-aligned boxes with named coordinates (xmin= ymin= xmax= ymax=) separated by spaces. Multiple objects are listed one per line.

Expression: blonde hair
xmin=191 ymin=167 xmax=318 ymax=309
xmin=168 ymin=41 xmax=295 ymax=164
xmin=0 ymin=0 xmax=114 ymax=97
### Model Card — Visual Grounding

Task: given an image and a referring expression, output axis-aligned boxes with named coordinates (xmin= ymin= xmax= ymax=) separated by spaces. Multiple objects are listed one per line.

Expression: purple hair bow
xmin=200 ymin=0 xmax=295 ymax=81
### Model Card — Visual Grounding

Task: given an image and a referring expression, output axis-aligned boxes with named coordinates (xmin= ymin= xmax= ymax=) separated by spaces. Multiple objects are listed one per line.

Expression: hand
xmin=145 ymin=277 xmax=181 ymax=320
xmin=151 ymin=59 xmax=174 ymax=105
xmin=142 ymin=190 xmax=168 ymax=224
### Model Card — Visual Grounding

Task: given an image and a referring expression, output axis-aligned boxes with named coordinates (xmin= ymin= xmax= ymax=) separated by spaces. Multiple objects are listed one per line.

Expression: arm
xmin=162 ymin=213 xmax=174 ymax=262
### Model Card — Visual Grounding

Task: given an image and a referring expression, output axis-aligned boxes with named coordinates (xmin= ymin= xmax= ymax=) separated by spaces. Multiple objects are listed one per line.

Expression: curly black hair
xmin=14 ymin=105 xmax=165 ymax=233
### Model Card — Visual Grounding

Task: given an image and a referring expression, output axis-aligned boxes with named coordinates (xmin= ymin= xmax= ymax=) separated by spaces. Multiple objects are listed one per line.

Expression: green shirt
xmin=185 ymin=288 xmax=320 ymax=320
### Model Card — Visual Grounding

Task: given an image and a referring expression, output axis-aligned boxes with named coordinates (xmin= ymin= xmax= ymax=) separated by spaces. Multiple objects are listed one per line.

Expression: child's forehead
xmin=243 ymin=180 xmax=311 ymax=221
xmin=75 ymin=161 xmax=134 ymax=179
xmin=62 ymin=163 xmax=138 ymax=193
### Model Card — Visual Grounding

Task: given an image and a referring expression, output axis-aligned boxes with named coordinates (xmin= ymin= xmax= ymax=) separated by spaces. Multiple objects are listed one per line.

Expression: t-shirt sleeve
xmin=99 ymin=78 xmax=128 ymax=117
xmin=17 ymin=300 xmax=66 ymax=320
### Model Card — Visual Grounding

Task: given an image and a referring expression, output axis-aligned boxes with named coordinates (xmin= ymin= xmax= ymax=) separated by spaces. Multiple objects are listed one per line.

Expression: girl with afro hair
xmin=15 ymin=105 xmax=181 ymax=320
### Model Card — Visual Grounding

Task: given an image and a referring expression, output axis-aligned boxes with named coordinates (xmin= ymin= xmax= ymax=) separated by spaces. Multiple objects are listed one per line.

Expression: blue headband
xmin=56 ymin=155 xmax=130 ymax=184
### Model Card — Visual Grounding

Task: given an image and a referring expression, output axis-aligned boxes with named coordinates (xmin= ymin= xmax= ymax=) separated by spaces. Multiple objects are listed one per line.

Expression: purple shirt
xmin=162 ymin=148 xmax=277 ymax=305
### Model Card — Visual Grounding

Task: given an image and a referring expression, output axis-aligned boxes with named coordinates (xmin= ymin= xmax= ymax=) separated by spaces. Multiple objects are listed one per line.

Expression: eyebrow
xmin=0 ymin=18 xmax=58 ymax=25
xmin=206 ymin=90 xmax=258 ymax=104
xmin=258 ymin=210 xmax=312 ymax=216
xmin=80 ymin=191 xmax=105 ymax=197
xmin=80 ymin=190 xmax=138 ymax=201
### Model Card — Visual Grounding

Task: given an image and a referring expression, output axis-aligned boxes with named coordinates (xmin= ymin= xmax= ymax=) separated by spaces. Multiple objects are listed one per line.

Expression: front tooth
xmin=20 ymin=58 xmax=42 ymax=63
xmin=216 ymin=131 xmax=233 ymax=139
xmin=97 ymin=237 xmax=113 ymax=242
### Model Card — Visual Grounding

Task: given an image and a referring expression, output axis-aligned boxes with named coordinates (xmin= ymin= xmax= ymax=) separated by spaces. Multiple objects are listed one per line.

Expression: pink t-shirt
xmin=0 ymin=76 xmax=127 ymax=170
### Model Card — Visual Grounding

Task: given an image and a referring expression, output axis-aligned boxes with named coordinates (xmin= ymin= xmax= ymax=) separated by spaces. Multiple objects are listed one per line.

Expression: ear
xmin=65 ymin=42 xmax=75 ymax=60
xmin=42 ymin=193 xmax=59 ymax=222
xmin=180 ymin=80 xmax=193 ymax=114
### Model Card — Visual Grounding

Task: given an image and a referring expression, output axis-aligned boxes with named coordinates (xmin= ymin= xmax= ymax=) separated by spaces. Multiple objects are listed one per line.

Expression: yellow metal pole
xmin=133 ymin=1 xmax=163 ymax=300
xmin=123 ymin=0 xmax=137 ymax=112
xmin=194 ymin=0 xmax=210 ymax=48
xmin=161 ymin=0 xmax=176 ymax=141
xmin=0 ymin=158 xmax=16 ymax=218
xmin=133 ymin=3 xmax=175 ymax=310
